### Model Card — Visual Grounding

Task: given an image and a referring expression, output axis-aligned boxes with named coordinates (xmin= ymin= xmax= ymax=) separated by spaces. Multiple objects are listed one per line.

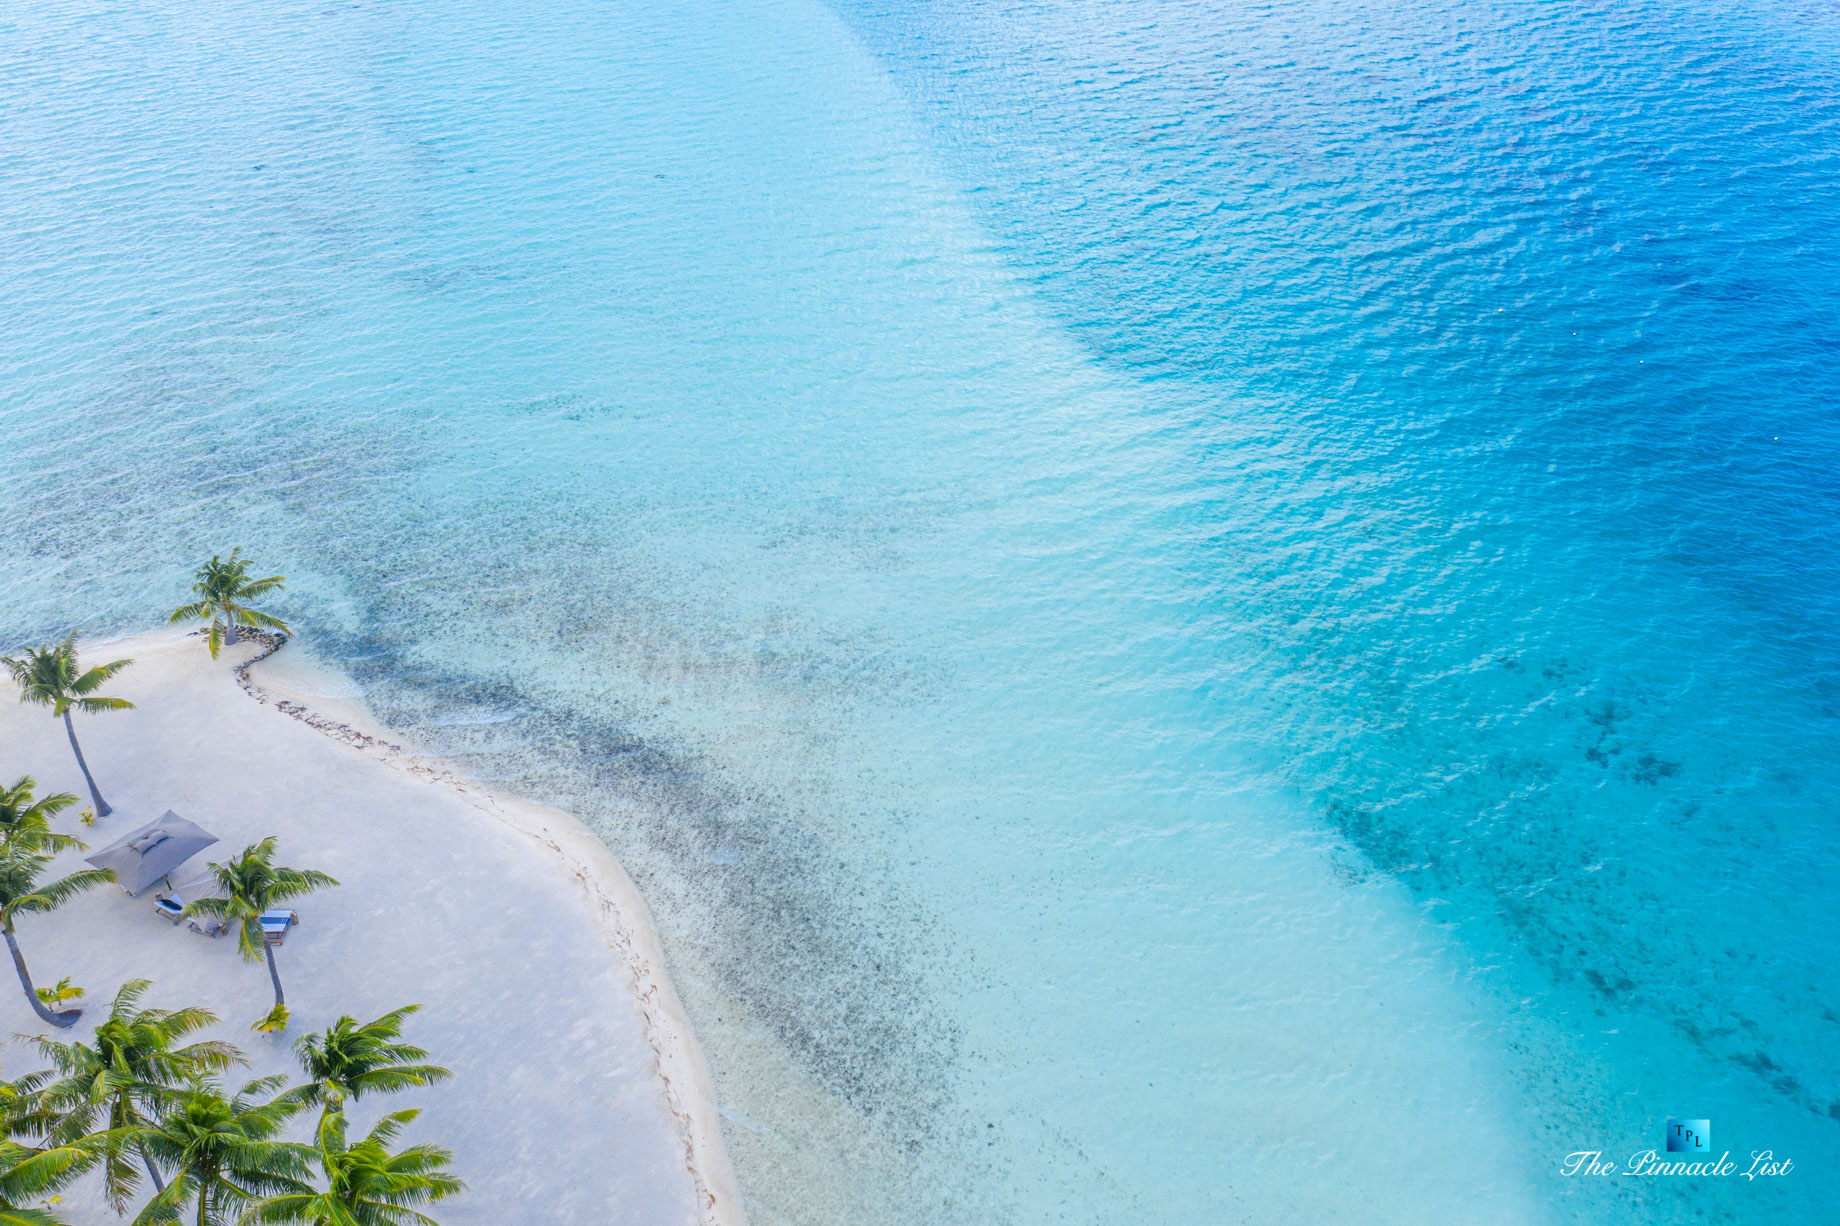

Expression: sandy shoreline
xmin=0 ymin=628 xmax=743 ymax=1225
xmin=236 ymin=632 xmax=745 ymax=1226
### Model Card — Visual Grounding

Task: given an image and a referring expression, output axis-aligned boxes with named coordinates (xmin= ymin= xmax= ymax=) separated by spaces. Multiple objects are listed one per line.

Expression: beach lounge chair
xmin=159 ymin=875 xmax=224 ymax=931
xmin=187 ymin=915 xmax=229 ymax=938
xmin=258 ymin=908 xmax=299 ymax=947
xmin=259 ymin=914 xmax=292 ymax=946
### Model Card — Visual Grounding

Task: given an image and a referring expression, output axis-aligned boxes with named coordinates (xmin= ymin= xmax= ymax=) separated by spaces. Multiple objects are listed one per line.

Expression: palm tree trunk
xmin=224 ymin=607 xmax=239 ymax=647
xmin=61 ymin=709 xmax=111 ymax=817
xmin=3 ymin=927 xmax=78 ymax=1028
xmin=264 ymin=939 xmax=285 ymax=1008
xmin=141 ymin=1143 xmax=165 ymax=1195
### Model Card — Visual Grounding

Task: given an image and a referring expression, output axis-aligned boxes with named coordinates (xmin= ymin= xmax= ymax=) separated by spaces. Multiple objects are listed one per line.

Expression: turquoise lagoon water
xmin=3 ymin=0 xmax=1839 ymax=1221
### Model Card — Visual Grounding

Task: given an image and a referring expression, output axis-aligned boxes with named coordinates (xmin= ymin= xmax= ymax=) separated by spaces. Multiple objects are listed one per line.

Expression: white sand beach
xmin=0 ymin=628 xmax=741 ymax=1226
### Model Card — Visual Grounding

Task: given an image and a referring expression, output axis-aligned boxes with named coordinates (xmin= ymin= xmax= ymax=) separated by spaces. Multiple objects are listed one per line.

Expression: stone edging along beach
xmin=231 ymin=633 xmax=745 ymax=1226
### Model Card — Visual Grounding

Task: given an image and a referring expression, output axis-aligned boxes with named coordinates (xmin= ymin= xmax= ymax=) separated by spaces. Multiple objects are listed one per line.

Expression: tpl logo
xmin=1666 ymin=1118 xmax=1710 ymax=1154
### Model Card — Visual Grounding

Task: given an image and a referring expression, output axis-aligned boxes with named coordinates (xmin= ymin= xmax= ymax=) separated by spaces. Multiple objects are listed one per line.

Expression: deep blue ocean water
xmin=2 ymin=0 xmax=1837 ymax=1221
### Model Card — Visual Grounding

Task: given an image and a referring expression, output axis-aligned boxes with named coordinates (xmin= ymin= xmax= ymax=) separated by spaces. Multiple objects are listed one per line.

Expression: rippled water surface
xmin=3 ymin=0 xmax=1838 ymax=1221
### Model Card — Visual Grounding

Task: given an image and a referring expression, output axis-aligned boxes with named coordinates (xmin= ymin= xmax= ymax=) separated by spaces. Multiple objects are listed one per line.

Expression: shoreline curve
xmin=229 ymin=630 xmax=746 ymax=1226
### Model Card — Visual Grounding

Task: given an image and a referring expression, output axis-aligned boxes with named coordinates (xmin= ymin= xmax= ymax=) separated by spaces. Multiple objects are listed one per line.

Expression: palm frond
xmin=96 ymin=1139 xmax=143 ymax=1215
xmin=0 ymin=649 xmax=56 ymax=708
xmin=181 ymin=897 xmax=231 ymax=919
xmin=238 ymin=838 xmax=280 ymax=867
xmin=267 ymin=869 xmax=340 ymax=901
xmin=70 ymin=659 xmax=132 ymax=693
xmin=0 ymin=1068 xmax=52 ymax=1132
xmin=168 ymin=1028 xmax=239 ymax=1059
xmin=360 ymin=1112 xmax=417 ymax=1153
xmin=234 ymin=1194 xmax=316 ymax=1224
xmin=2 ymin=868 xmax=114 ymax=920
xmin=125 ymin=1164 xmax=193 ymax=1226
xmin=0 ymin=826 xmax=83 ymax=858
xmin=27 ymin=793 xmax=78 ymax=821
xmin=0 ymin=780 xmax=77 ymax=828
xmin=111 ymin=979 xmax=154 ymax=1014
xmin=239 ymin=573 xmax=286 ymax=596
xmin=0 ymin=1139 xmax=94 ymax=1208
xmin=379 ymin=1146 xmax=465 ymax=1197
xmin=352 ymin=1066 xmax=450 ymax=1099
xmin=231 ymin=609 xmax=290 ymax=633
xmin=230 ymin=1075 xmax=295 ymax=1112
xmin=144 ymin=1041 xmax=244 ymax=1084
xmin=22 ymin=1035 xmax=80 ymax=1073
xmin=217 ymin=1142 xmax=314 ymax=1190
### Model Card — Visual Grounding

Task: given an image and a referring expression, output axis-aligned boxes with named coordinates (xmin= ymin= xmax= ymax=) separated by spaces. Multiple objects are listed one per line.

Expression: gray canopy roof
xmin=85 ymin=812 xmax=219 ymax=896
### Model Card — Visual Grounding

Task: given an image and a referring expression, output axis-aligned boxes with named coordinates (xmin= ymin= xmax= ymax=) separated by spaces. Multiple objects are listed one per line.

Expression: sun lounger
xmin=153 ymin=896 xmax=185 ymax=924
xmin=187 ymin=915 xmax=229 ymax=938
xmin=259 ymin=914 xmax=291 ymax=946
xmin=260 ymin=908 xmax=299 ymax=926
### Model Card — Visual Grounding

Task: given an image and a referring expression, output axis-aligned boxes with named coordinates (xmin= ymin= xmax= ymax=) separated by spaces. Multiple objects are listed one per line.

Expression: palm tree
xmin=241 ymin=1108 xmax=463 ymax=1226
xmin=184 ymin=841 xmax=336 ymax=1026
xmin=2 ymin=634 xmax=133 ymax=818
xmin=126 ymin=1075 xmax=311 ymax=1226
xmin=0 ymin=838 xmax=113 ymax=1029
xmin=168 ymin=551 xmax=290 ymax=658
xmin=0 ymin=782 xmax=79 ymax=856
xmin=0 ymin=1139 xmax=93 ymax=1226
xmin=293 ymin=1008 xmax=450 ymax=1114
xmin=29 ymin=980 xmax=245 ymax=1211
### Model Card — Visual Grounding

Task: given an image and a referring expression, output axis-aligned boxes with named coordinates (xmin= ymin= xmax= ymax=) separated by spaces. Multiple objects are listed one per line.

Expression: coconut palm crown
xmin=2 ymin=634 xmax=133 ymax=817
xmin=242 ymin=1107 xmax=463 ymax=1226
xmin=29 ymin=979 xmax=245 ymax=1211
xmin=167 ymin=549 xmax=289 ymax=658
xmin=125 ymin=1074 xmax=311 ymax=1226
xmin=294 ymin=1007 xmax=450 ymax=1113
